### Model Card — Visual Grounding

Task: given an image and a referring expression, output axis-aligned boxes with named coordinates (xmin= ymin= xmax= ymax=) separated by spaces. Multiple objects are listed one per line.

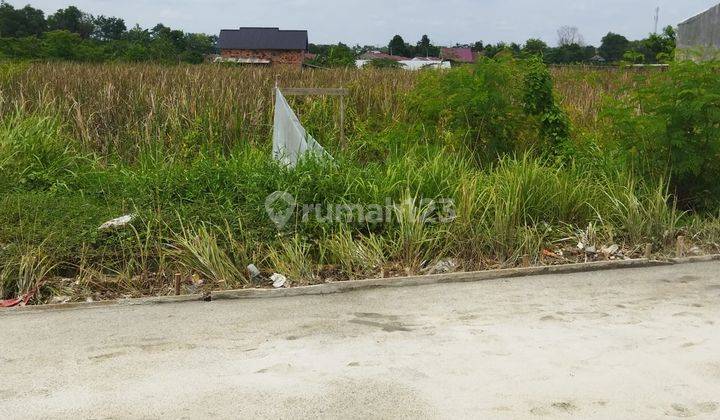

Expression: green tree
xmin=93 ymin=15 xmax=126 ymax=40
xmin=125 ymin=24 xmax=151 ymax=44
xmin=622 ymin=50 xmax=644 ymax=64
xmin=122 ymin=43 xmax=151 ymax=61
xmin=471 ymin=41 xmax=484 ymax=52
xmin=0 ymin=2 xmax=46 ymax=37
xmin=599 ymin=32 xmax=629 ymax=62
xmin=48 ymin=6 xmax=94 ymax=39
xmin=641 ymin=26 xmax=676 ymax=63
xmin=0 ymin=4 xmax=223 ymax=65
xmin=149 ymin=35 xmax=178 ymax=62
xmin=483 ymin=42 xmax=509 ymax=58
xmin=415 ymin=34 xmax=439 ymax=57
xmin=545 ymin=43 xmax=592 ymax=64
xmin=180 ymin=33 xmax=214 ymax=63
xmin=523 ymin=38 xmax=548 ymax=56
xmin=325 ymin=43 xmax=356 ymax=67
xmin=308 ymin=43 xmax=330 ymax=55
xmin=388 ymin=35 xmax=408 ymax=57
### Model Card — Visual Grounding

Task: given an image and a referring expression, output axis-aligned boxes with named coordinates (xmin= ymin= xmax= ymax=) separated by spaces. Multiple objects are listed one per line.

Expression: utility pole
xmin=654 ymin=6 xmax=660 ymax=34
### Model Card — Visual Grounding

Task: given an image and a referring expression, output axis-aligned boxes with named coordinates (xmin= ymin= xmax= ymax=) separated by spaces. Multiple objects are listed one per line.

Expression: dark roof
xmin=218 ymin=27 xmax=308 ymax=51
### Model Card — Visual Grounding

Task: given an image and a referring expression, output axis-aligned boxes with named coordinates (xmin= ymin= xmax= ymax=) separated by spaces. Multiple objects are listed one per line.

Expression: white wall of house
xmin=356 ymin=58 xmax=451 ymax=70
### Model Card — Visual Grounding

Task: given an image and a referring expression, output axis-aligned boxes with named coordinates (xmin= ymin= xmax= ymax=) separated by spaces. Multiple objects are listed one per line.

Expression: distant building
xmin=355 ymin=51 xmax=450 ymax=70
xmin=217 ymin=27 xmax=308 ymax=67
xmin=440 ymin=47 xmax=477 ymax=64
xmin=677 ymin=3 xmax=720 ymax=61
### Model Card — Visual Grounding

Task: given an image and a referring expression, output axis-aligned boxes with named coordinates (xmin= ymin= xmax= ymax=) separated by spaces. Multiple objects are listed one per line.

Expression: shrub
xmin=368 ymin=58 xmax=403 ymax=69
xmin=601 ymin=61 xmax=720 ymax=208
xmin=409 ymin=57 xmax=529 ymax=162
xmin=522 ymin=57 xmax=571 ymax=157
xmin=409 ymin=57 xmax=569 ymax=163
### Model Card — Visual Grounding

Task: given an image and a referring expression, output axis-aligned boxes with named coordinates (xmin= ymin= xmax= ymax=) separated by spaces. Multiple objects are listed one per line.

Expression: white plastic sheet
xmin=272 ymin=87 xmax=329 ymax=167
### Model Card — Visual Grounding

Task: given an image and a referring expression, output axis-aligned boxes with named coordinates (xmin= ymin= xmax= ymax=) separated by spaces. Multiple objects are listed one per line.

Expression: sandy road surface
xmin=2 ymin=261 xmax=720 ymax=419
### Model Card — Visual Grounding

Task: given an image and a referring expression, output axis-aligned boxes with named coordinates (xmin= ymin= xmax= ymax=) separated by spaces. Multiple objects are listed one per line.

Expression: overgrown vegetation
xmin=600 ymin=61 xmax=720 ymax=209
xmin=0 ymin=58 xmax=718 ymax=304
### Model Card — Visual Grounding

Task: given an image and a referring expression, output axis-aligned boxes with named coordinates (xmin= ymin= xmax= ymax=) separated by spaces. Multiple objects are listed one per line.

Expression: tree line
xmin=0 ymin=2 xmax=215 ymax=63
xmin=1 ymin=2 xmax=675 ymax=66
xmin=309 ymin=26 xmax=676 ymax=67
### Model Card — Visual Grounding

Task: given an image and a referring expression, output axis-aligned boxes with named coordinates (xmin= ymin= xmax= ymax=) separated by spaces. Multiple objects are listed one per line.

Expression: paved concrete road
xmin=2 ymin=262 xmax=720 ymax=419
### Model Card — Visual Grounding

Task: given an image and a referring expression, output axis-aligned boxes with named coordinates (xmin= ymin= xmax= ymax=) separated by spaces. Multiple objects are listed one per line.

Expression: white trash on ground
xmin=98 ymin=214 xmax=134 ymax=230
xmin=270 ymin=273 xmax=288 ymax=288
xmin=272 ymin=87 xmax=330 ymax=167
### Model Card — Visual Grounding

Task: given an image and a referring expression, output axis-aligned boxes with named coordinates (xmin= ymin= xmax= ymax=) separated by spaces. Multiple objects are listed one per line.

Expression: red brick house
xmin=218 ymin=27 xmax=308 ymax=67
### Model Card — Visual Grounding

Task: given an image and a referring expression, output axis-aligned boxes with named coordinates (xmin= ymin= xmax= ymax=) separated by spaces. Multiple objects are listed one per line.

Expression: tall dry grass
xmin=549 ymin=66 xmax=654 ymax=130
xmin=0 ymin=62 xmax=664 ymax=159
xmin=0 ymin=63 xmax=416 ymax=158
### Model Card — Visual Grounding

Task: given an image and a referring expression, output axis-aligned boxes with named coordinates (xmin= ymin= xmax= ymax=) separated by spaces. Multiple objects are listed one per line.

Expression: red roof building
xmin=441 ymin=47 xmax=477 ymax=63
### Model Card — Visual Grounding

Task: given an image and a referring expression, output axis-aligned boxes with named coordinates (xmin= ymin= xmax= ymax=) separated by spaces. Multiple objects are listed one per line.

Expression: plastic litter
xmin=270 ymin=273 xmax=287 ymax=288
xmin=99 ymin=214 xmax=134 ymax=230
xmin=272 ymin=87 xmax=330 ymax=167
xmin=247 ymin=264 xmax=261 ymax=279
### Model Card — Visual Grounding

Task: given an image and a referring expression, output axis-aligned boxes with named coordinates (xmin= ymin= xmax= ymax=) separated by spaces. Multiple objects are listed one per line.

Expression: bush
xmin=522 ymin=57 xmax=571 ymax=156
xmin=409 ymin=57 xmax=529 ymax=162
xmin=601 ymin=61 xmax=720 ymax=208
xmin=368 ymin=58 xmax=403 ymax=69
xmin=409 ymin=57 xmax=569 ymax=163
xmin=43 ymin=30 xmax=81 ymax=59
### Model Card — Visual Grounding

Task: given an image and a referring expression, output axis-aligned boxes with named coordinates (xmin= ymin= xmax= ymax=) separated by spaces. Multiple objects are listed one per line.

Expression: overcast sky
xmin=12 ymin=1 xmax=720 ymax=46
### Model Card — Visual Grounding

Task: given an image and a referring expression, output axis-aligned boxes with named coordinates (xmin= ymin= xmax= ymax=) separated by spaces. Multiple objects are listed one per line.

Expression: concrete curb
xmin=669 ymin=254 xmax=720 ymax=264
xmin=1 ymin=294 xmax=206 ymax=314
xmin=212 ymin=258 xmax=673 ymax=301
xmin=2 ymin=255 xmax=718 ymax=314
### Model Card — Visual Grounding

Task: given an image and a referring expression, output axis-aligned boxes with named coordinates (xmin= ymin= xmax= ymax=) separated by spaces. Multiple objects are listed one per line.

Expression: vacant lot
xmin=0 ymin=61 xmax=719 ymax=303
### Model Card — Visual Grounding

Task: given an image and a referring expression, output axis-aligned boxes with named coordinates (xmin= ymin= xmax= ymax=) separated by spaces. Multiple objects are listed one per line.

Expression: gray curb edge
xmin=3 ymin=254 xmax=719 ymax=314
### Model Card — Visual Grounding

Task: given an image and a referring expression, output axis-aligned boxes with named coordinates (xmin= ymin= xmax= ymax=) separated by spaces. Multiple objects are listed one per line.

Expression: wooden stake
xmin=278 ymin=86 xmax=349 ymax=149
xmin=174 ymin=273 xmax=182 ymax=296
xmin=676 ymin=236 xmax=686 ymax=258
xmin=522 ymin=254 xmax=530 ymax=267
xmin=644 ymin=243 xmax=653 ymax=260
xmin=339 ymin=95 xmax=345 ymax=149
